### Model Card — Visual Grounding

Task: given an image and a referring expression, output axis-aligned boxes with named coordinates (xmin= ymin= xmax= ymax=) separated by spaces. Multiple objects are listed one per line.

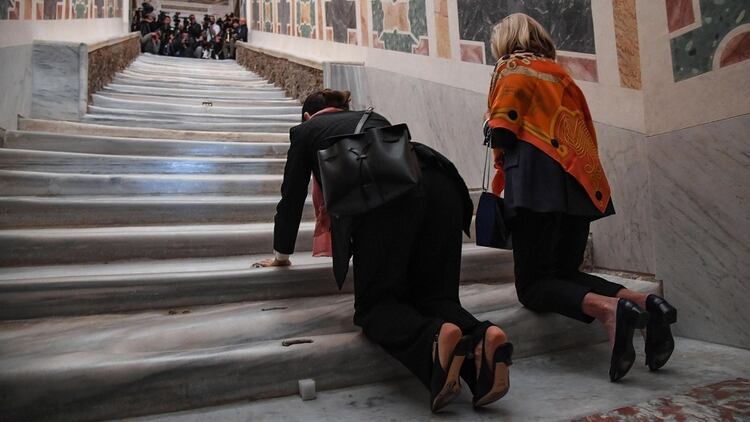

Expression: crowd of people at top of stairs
xmin=132 ymin=2 xmax=248 ymax=60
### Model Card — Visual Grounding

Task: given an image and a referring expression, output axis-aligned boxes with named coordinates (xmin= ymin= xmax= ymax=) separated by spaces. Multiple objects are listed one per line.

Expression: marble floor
xmin=122 ymin=337 xmax=750 ymax=422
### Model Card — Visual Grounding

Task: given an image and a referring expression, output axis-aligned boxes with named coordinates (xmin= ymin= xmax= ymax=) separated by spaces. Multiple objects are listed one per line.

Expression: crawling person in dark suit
xmin=255 ymin=89 xmax=514 ymax=412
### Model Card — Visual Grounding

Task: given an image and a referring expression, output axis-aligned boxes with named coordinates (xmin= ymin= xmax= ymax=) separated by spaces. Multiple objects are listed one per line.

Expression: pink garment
xmin=308 ymin=107 xmax=342 ymax=257
xmin=311 ymin=176 xmax=332 ymax=257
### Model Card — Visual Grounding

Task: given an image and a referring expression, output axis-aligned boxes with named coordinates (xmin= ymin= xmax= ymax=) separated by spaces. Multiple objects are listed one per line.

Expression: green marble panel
xmin=671 ymin=0 xmax=749 ymax=81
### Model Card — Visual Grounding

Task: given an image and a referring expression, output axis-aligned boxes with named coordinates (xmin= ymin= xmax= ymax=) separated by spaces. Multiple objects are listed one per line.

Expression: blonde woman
xmin=483 ymin=14 xmax=677 ymax=382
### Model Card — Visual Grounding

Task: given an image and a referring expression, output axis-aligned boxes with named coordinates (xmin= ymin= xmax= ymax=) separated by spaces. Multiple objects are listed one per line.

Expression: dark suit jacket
xmin=274 ymin=110 xmax=473 ymax=288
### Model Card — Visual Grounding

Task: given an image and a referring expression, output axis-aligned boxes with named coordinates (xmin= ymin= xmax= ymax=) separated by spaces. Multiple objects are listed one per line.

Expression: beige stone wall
xmin=87 ymin=33 xmax=140 ymax=103
xmin=235 ymin=42 xmax=321 ymax=102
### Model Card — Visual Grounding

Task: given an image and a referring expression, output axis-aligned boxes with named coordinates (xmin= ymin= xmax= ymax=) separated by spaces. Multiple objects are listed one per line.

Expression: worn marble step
xmin=0 ymin=276 xmax=659 ymax=422
xmin=92 ymin=92 xmax=300 ymax=108
xmin=110 ymin=77 xmax=281 ymax=93
xmin=2 ymin=131 xmax=290 ymax=157
xmin=128 ymin=62 xmax=262 ymax=79
xmin=113 ymin=75 xmax=276 ymax=90
xmin=137 ymin=54 xmax=248 ymax=69
xmin=0 ymin=195 xmax=309 ymax=228
xmin=0 ymin=245 xmax=512 ymax=319
xmin=87 ymin=105 xmax=299 ymax=124
xmin=102 ymin=83 xmax=288 ymax=100
xmin=0 ymin=222 xmax=314 ymax=267
xmin=115 ymin=69 xmax=274 ymax=86
xmin=18 ymin=118 xmax=290 ymax=143
xmin=81 ymin=114 xmax=294 ymax=133
xmin=0 ymin=170 xmax=283 ymax=196
xmin=0 ymin=149 xmax=286 ymax=175
xmin=91 ymin=95 xmax=301 ymax=116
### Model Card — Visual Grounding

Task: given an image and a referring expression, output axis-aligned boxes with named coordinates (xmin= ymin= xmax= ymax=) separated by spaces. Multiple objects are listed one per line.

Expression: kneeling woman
xmin=258 ymin=90 xmax=512 ymax=411
xmin=484 ymin=14 xmax=677 ymax=382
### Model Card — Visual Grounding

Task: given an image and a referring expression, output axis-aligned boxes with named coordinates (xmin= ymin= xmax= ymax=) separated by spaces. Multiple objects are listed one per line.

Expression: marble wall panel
xmin=324 ymin=0 xmax=356 ymax=43
xmin=666 ymin=0 xmax=696 ymax=33
xmin=457 ymin=0 xmax=595 ymax=65
xmin=30 ymin=41 xmax=87 ymax=122
xmin=277 ymin=0 xmax=290 ymax=34
xmin=590 ymin=123 xmax=653 ymax=273
xmin=371 ymin=0 xmax=427 ymax=54
xmin=263 ymin=0 xmax=273 ymax=31
xmin=0 ymin=44 xmax=33 ymax=131
xmin=613 ymin=0 xmax=641 ymax=89
xmin=647 ymin=114 xmax=750 ymax=348
xmin=296 ymin=0 xmax=317 ymax=37
xmin=324 ymin=62 xmax=369 ymax=110
xmin=328 ymin=64 xmax=487 ymax=188
xmin=670 ymin=0 xmax=750 ymax=81
xmin=0 ymin=0 xmax=119 ymax=19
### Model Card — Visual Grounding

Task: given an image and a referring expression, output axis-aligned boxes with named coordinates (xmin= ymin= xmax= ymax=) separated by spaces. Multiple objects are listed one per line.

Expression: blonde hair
xmin=490 ymin=13 xmax=556 ymax=61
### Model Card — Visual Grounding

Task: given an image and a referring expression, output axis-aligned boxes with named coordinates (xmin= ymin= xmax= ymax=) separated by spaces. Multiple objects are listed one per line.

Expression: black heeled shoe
xmin=645 ymin=294 xmax=677 ymax=371
xmin=472 ymin=335 xmax=513 ymax=408
xmin=610 ymin=299 xmax=649 ymax=382
xmin=430 ymin=334 xmax=470 ymax=413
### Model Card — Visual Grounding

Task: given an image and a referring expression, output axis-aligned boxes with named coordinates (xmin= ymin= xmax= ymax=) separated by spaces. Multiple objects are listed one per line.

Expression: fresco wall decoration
xmin=324 ymin=0 xmax=355 ymax=43
xmin=0 ymin=0 xmax=122 ymax=19
xmin=296 ymin=0 xmax=317 ymax=38
xmin=249 ymin=0 xmax=749 ymax=86
xmin=372 ymin=0 xmax=428 ymax=54
xmin=667 ymin=0 xmax=750 ymax=81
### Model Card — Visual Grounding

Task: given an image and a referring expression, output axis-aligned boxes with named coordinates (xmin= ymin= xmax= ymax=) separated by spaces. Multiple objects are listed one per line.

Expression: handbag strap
xmin=354 ymin=107 xmax=374 ymax=134
xmin=482 ymin=135 xmax=492 ymax=192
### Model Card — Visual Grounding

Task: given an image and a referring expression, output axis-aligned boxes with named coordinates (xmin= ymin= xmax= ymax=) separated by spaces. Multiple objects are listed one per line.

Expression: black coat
xmin=274 ymin=110 xmax=473 ymax=288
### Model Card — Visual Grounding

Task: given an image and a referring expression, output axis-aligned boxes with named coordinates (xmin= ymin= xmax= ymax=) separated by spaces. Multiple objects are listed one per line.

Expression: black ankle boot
xmin=610 ymin=299 xmax=649 ymax=382
xmin=645 ymin=294 xmax=677 ymax=371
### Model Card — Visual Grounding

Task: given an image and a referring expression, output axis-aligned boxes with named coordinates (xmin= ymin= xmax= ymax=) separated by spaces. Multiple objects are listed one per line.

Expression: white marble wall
xmin=590 ymin=123 xmax=654 ymax=274
xmin=647 ymin=114 xmax=750 ymax=348
xmin=0 ymin=45 xmax=33 ymax=131
xmin=30 ymin=41 xmax=88 ymax=122
xmin=327 ymin=63 xmax=488 ymax=189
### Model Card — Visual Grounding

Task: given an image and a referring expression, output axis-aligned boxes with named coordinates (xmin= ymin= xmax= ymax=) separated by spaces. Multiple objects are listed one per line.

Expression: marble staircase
xmin=0 ymin=54 xmax=660 ymax=421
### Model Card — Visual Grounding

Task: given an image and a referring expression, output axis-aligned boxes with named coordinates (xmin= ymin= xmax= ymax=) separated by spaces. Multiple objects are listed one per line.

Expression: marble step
xmin=91 ymin=95 xmax=301 ymax=116
xmin=0 ymin=222 xmax=313 ymax=267
xmin=116 ymin=70 xmax=270 ymax=86
xmin=128 ymin=62 xmax=262 ymax=79
xmin=2 ymin=131 xmax=290 ymax=157
xmin=93 ymin=92 xmax=300 ymax=108
xmin=0 ymin=245 xmax=512 ymax=318
xmin=0 ymin=149 xmax=286 ymax=175
xmin=0 ymin=276 xmax=659 ymax=422
xmin=102 ymin=83 xmax=289 ymax=99
xmin=81 ymin=114 xmax=295 ymax=133
xmin=0 ymin=195 xmax=311 ymax=228
xmin=0 ymin=170 xmax=282 ymax=196
xmin=18 ymin=118 xmax=290 ymax=143
xmin=110 ymin=77 xmax=281 ymax=93
xmin=131 ymin=61 xmax=247 ymax=73
xmin=113 ymin=75 xmax=276 ymax=90
xmin=138 ymin=54 xmax=248 ymax=69
xmin=87 ymin=105 xmax=299 ymax=124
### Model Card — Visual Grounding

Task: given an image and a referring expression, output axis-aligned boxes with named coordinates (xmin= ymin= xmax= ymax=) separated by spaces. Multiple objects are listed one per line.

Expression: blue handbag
xmin=475 ymin=124 xmax=512 ymax=249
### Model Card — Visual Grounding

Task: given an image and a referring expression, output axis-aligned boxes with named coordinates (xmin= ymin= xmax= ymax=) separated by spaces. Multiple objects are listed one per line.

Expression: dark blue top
xmin=493 ymin=128 xmax=615 ymax=221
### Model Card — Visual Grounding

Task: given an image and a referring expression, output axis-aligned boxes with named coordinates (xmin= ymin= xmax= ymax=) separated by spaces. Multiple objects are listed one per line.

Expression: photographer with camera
xmin=141 ymin=29 xmax=161 ymax=55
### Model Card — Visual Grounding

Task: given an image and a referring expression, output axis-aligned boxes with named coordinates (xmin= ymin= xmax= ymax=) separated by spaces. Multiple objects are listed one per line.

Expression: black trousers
xmin=510 ymin=210 xmax=625 ymax=323
xmin=351 ymin=166 xmax=486 ymax=389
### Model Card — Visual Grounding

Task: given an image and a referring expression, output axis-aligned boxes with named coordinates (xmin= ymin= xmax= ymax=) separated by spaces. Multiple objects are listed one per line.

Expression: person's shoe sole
xmin=473 ymin=363 xmax=510 ymax=408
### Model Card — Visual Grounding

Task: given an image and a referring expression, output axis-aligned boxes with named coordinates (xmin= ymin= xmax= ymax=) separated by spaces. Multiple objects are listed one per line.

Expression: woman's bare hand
xmin=252 ymin=258 xmax=291 ymax=268
xmin=483 ymin=110 xmax=491 ymax=121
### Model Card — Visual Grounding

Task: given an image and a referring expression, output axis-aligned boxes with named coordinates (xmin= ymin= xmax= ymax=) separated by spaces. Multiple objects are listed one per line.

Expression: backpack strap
xmin=354 ymin=107 xmax=374 ymax=133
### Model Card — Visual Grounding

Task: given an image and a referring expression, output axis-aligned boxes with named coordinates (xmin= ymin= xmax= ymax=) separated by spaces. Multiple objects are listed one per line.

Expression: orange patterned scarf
xmin=487 ymin=52 xmax=611 ymax=212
